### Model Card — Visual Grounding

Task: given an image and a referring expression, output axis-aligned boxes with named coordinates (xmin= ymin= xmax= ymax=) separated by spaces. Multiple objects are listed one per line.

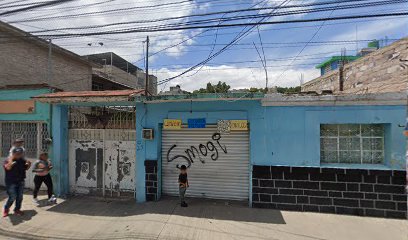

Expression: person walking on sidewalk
xmin=32 ymin=152 xmax=56 ymax=206
xmin=8 ymin=138 xmax=25 ymax=157
xmin=3 ymin=147 xmax=31 ymax=217
xmin=178 ymin=165 xmax=189 ymax=207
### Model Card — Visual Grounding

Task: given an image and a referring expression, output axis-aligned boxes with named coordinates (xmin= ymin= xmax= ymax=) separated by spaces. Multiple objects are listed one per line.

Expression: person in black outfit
xmin=178 ymin=165 xmax=189 ymax=207
xmin=3 ymin=147 xmax=31 ymax=217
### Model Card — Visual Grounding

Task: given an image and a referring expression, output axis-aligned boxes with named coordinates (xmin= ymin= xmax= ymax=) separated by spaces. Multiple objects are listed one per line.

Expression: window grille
xmin=0 ymin=122 xmax=49 ymax=158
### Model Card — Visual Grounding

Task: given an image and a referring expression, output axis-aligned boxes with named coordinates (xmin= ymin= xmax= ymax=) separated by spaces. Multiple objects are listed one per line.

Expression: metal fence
xmin=69 ymin=107 xmax=136 ymax=129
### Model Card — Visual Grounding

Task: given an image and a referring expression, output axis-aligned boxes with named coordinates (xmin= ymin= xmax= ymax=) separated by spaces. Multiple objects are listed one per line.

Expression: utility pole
xmin=47 ymin=39 xmax=53 ymax=83
xmin=339 ymin=48 xmax=346 ymax=91
xmin=145 ymin=36 xmax=149 ymax=96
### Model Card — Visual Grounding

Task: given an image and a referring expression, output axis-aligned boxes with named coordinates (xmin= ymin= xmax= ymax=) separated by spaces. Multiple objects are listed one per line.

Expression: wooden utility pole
xmin=145 ymin=36 xmax=149 ymax=96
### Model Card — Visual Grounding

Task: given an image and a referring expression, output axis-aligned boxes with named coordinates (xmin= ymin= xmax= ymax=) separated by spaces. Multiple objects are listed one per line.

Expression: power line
xmin=32 ymin=11 xmax=408 ymax=39
xmin=155 ymin=11 xmax=408 ymax=85
xmin=7 ymin=0 xmax=258 ymax=23
xmin=24 ymin=0 xmax=406 ymax=35
xmin=274 ymin=0 xmax=340 ymax=84
xmin=21 ymin=0 xmax=373 ymax=32
xmin=0 ymin=0 xmax=76 ymax=16
xmin=157 ymin=0 xmax=294 ymax=85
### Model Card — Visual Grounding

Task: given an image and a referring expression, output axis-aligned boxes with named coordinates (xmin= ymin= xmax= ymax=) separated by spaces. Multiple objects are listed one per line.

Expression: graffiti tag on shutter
xmin=166 ymin=133 xmax=227 ymax=168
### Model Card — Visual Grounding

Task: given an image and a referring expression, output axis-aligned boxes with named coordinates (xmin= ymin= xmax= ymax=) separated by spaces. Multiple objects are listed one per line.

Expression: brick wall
xmin=0 ymin=29 xmax=92 ymax=91
xmin=301 ymin=37 xmax=408 ymax=94
xmin=252 ymin=166 xmax=407 ymax=219
xmin=144 ymin=160 xmax=158 ymax=201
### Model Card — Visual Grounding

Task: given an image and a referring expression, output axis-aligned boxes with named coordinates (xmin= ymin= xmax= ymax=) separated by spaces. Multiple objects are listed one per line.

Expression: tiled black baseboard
xmin=145 ymin=160 xmax=158 ymax=201
xmin=252 ymin=165 xmax=407 ymax=219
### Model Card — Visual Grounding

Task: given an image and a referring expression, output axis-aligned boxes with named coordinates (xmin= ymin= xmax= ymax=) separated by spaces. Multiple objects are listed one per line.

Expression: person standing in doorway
xmin=8 ymin=138 xmax=25 ymax=157
xmin=3 ymin=147 xmax=31 ymax=217
xmin=32 ymin=152 xmax=56 ymax=206
xmin=178 ymin=165 xmax=189 ymax=207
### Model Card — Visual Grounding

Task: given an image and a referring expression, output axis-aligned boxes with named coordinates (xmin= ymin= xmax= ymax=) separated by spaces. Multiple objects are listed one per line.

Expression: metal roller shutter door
xmin=161 ymin=126 xmax=249 ymax=200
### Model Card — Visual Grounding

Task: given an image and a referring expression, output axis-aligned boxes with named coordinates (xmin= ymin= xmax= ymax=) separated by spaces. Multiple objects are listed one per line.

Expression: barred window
xmin=0 ymin=122 xmax=49 ymax=158
xmin=320 ymin=124 xmax=385 ymax=164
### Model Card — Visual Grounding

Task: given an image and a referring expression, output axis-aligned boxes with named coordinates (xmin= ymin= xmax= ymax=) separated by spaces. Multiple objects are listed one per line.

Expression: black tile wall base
xmin=145 ymin=160 xmax=158 ymax=201
xmin=252 ymin=165 xmax=407 ymax=219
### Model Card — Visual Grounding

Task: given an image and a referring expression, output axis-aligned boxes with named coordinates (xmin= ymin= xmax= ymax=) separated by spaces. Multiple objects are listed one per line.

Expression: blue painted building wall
xmin=0 ymin=88 xmax=66 ymax=193
xmin=0 ymin=88 xmax=52 ymax=122
xmin=135 ymin=100 xmax=406 ymax=202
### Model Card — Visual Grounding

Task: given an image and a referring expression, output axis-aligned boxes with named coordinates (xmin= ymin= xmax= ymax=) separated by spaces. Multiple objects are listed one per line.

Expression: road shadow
xmin=7 ymin=209 xmax=37 ymax=226
xmin=0 ymin=187 xmax=8 ymax=202
xmin=47 ymin=195 xmax=286 ymax=224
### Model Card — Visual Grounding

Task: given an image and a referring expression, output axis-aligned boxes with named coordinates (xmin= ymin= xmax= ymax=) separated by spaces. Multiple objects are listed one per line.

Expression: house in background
xmin=302 ymin=37 xmax=408 ymax=94
xmin=159 ymin=85 xmax=189 ymax=95
xmin=0 ymin=21 xmax=156 ymax=93
xmin=84 ymin=52 xmax=158 ymax=95
xmin=316 ymin=56 xmax=360 ymax=77
xmin=0 ymin=21 xmax=95 ymax=92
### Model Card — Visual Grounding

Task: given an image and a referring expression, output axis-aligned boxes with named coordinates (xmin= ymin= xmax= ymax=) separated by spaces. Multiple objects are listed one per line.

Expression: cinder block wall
xmin=145 ymin=160 xmax=158 ymax=201
xmin=252 ymin=166 xmax=407 ymax=219
xmin=301 ymin=37 xmax=408 ymax=94
xmin=0 ymin=31 xmax=92 ymax=91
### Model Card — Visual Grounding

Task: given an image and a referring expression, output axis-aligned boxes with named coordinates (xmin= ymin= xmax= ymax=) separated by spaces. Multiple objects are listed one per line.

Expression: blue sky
xmin=2 ymin=0 xmax=408 ymax=91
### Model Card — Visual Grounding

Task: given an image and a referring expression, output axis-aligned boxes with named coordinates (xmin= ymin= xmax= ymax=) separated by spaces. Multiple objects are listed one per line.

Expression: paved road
xmin=0 ymin=191 xmax=407 ymax=240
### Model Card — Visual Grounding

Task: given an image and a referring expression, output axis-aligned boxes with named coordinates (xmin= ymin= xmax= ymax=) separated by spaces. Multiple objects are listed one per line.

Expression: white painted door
xmin=68 ymin=129 xmax=136 ymax=196
xmin=161 ymin=126 xmax=250 ymax=200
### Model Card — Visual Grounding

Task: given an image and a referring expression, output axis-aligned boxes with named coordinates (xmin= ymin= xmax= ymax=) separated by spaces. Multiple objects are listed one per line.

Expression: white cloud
xmin=154 ymin=65 xmax=319 ymax=92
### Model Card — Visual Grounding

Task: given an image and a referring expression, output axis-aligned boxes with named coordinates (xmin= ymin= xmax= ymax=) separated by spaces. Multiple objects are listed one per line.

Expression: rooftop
xmin=33 ymin=89 xmax=145 ymax=105
xmin=315 ymin=56 xmax=360 ymax=69
xmin=84 ymin=52 xmax=142 ymax=73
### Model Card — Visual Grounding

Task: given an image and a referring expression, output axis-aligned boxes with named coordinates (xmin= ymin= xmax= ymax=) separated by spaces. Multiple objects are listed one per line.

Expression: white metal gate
xmin=161 ymin=126 xmax=250 ymax=200
xmin=68 ymin=129 xmax=136 ymax=197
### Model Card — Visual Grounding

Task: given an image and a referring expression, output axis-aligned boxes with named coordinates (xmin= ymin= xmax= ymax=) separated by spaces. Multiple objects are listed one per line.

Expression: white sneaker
xmin=48 ymin=195 xmax=57 ymax=204
xmin=33 ymin=198 xmax=40 ymax=206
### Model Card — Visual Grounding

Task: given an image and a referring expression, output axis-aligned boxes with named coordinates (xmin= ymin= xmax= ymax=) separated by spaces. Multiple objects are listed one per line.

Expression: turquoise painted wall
xmin=267 ymin=105 xmax=406 ymax=169
xmin=135 ymin=101 xmax=406 ymax=201
xmin=51 ymin=105 xmax=69 ymax=197
xmin=0 ymin=88 xmax=52 ymax=122
xmin=135 ymin=100 xmax=263 ymax=202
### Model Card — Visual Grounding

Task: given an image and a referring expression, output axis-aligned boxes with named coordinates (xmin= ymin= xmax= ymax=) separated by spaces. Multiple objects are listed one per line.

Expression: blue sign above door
xmin=188 ymin=118 xmax=206 ymax=128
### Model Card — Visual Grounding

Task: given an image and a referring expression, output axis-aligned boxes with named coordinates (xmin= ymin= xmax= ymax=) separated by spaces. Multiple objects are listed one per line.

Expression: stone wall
xmin=252 ymin=165 xmax=407 ymax=219
xmin=144 ymin=160 xmax=158 ymax=201
xmin=0 ymin=27 xmax=92 ymax=91
xmin=301 ymin=37 xmax=408 ymax=94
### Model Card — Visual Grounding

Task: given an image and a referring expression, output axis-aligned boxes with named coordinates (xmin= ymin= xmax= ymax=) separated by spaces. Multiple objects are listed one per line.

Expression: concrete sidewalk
xmin=0 ymin=190 xmax=407 ymax=240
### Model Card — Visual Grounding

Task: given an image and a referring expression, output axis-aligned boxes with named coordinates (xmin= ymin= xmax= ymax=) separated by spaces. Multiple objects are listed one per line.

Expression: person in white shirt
xmin=32 ymin=152 xmax=56 ymax=206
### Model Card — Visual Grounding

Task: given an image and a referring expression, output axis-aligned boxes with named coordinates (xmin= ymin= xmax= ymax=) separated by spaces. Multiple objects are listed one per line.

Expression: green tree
xmin=193 ymin=81 xmax=231 ymax=94
xmin=276 ymin=86 xmax=301 ymax=94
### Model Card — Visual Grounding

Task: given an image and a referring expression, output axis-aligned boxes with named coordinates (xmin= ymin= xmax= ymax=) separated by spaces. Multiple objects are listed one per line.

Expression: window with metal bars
xmin=0 ymin=122 xmax=49 ymax=158
xmin=320 ymin=124 xmax=385 ymax=164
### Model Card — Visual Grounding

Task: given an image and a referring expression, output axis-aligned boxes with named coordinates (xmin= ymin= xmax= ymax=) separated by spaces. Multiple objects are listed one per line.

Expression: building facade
xmin=85 ymin=52 xmax=158 ymax=94
xmin=0 ymin=21 xmax=93 ymax=92
xmin=301 ymin=37 xmax=408 ymax=94
xmin=0 ymin=85 xmax=55 ymax=189
xmin=39 ymin=92 xmax=406 ymax=219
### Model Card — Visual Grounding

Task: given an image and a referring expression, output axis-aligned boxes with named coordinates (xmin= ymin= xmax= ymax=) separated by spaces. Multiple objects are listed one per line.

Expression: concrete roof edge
xmin=262 ymin=92 xmax=407 ymax=106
